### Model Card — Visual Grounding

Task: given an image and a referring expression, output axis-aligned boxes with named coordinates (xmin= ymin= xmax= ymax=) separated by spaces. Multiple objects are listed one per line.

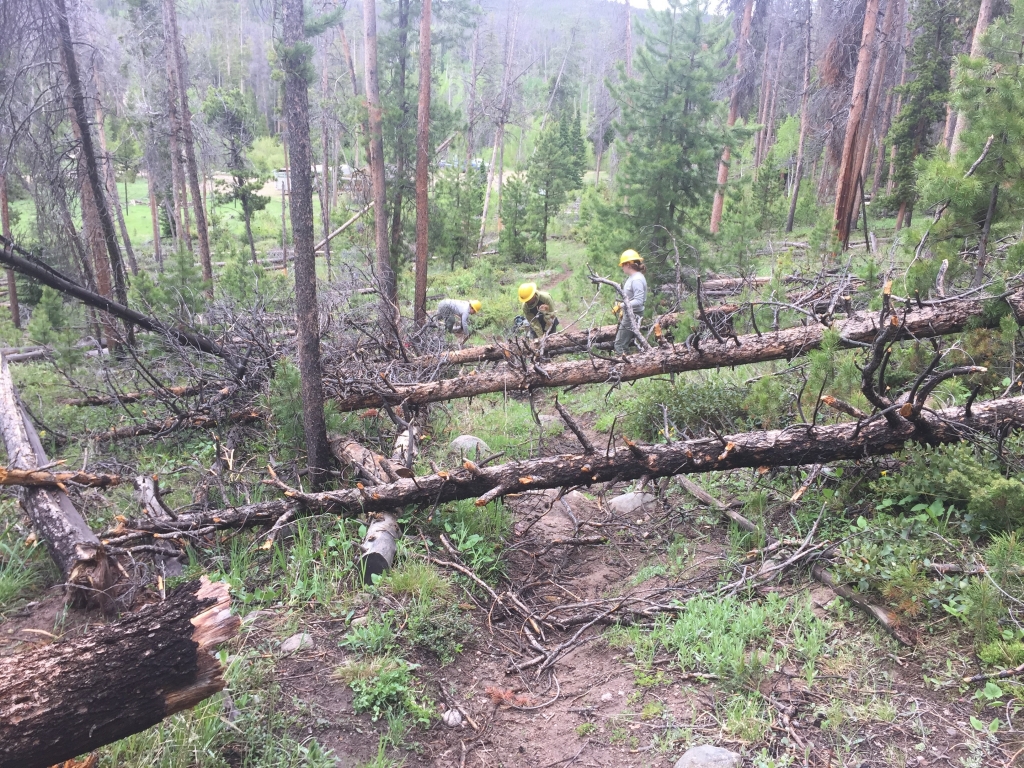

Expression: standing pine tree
xmin=883 ymin=0 xmax=965 ymax=229
xmin=915 ymin=0 xmax=1024 ymax=286
xmin=527 ymin=108 xmax=586 ymax=260
xmin=587 ymin=0 xmax=744 ymax=267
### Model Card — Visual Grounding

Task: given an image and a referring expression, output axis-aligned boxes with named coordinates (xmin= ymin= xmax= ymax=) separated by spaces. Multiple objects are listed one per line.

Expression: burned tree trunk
xmin=0 ymin=357 xmax=115 ymax=609
xmin=0 ymin=578 xmax=239 ymax=768
xmin=118 ymin=395 xmax=1024 ymax=534
xmin=332 ymin=291 xmax=1016 ymax=412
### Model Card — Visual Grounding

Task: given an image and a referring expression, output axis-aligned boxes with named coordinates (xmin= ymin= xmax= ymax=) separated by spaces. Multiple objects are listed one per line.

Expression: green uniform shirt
xmin=523 ymin=291 xmax=556 ymax=336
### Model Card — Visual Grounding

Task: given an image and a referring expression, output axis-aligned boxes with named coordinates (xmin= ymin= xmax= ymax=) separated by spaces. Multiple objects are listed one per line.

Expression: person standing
xmin=613 ymin=249 xmax=647 ymax=353
xmin=435 ymin=298 xmax=482 ymax=345
xmin=518 ymin=282 xmax=559 ymax=338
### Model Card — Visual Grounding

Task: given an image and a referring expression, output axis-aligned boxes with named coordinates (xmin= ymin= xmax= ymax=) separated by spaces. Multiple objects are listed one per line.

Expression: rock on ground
xmin=280 ymin=632 xmax=314 ymax=654
xmin=450 ymin=435 xmax=490 ymax=456
xmin=674 ymin=745 xmax=742 ymax=768
xmin=607 ymin=491 xmax=657 ymax=515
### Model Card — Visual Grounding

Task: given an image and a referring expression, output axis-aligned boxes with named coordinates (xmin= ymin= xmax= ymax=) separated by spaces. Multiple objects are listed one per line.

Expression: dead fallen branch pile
xmin=0 ymin=578 xmax=239 ymax=768
xmin=94 ymin=408 xmax=263 ymax=443
xmin=330 ymin=289 xmax=1021 ymax=413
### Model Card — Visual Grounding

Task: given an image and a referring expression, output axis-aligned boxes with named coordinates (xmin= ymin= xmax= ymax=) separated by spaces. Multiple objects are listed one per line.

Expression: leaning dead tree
xmin=0 ymin=356 xmax=115 ymax=609
xmin=0 ymin=578 xmax=239 ymax=768
xmin=108 ymin=394 xmax=1024 ymax=538
xmin=0 ymin=235 xmax=227 ymax=359
xmin=330 ymin=288 xmax=1022 ymax=412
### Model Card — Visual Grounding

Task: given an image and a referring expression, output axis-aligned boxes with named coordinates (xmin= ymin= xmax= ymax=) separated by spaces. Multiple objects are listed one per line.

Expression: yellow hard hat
xmin=619 ymin=249 xmax=643 ymax=267
xmin=469 ymin=299 xmax=482 ymax=313
xmin=518 ymin=282 xmax=537 ymax=303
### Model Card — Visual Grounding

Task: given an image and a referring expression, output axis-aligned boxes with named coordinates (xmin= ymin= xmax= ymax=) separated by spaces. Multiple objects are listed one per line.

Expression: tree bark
xmin=413 ymin=0 xmax=432 ymax=327
xmin=121 ymin=395 xmax=1024 ymax=530
xmin=0 ymin=578 xmax=239 ymax=768
xmin=0 ymin=356 xmax=115 ymax=609
xmin=283 ymin=0 xmax=333 ymax=489
xmin=163 ymin=0 xmax=213 ymax=287
xmin=146 ymin=162 xmax=163 ymax=271
xmin=848 ymin=0 xmax=898 ymax=234
xmin=331 ymin=290 xmax=1018 ymax=412
xmin=832 ymin=0 xmax=882 ymax=249
xmin=94 ymin=95 xmax=139 ymax=276
xmin=54 ymin=0 xmax=129 ymax=312
xmin=0 ymin=234 xmax=228 ymax=359
xmin=389 ymin=0 xmax=411 ymax=262
xmin=0 ymin=466 xmax=120 ymax=488
xmin=949 ymin=0 xmax=996 ymax=158
xmin=0 ymin=171 xmax=20 ymax=328
xmin=319 ymin=46 xmax=333 ymax=280
xmin=786 ymin=5 xmax=813 ymax=233
xmin=710 ymin=0 xmax=755 ymax=234
xmin=364 ymin=0 xmax=397 ymax=318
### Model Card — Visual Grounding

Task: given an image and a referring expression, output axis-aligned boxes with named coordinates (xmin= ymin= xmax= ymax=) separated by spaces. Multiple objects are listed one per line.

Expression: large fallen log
xmin=110 ymin=394 xmax=1024 ymax=536
xmin=330 ymin=438 xmax=404 ymax=582
xmin=0 ymin=234 xmax=227 ymax=359
xmin=62 ymin=384 xmax=216 ymax=407
xmin=332 ymin=291 xmax=1019 ymax=413
xmin=0 ymin=578 xmax=239 ymax=768
xmin=0 ymin=357 xmax=115 ymax=609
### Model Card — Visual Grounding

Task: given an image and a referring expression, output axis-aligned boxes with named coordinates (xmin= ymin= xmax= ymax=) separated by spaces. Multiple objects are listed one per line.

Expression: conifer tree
xmin=527 ymin=108 xmax=586 ymax=260
xmin=592 ymin=0 xmax=743 ymax=262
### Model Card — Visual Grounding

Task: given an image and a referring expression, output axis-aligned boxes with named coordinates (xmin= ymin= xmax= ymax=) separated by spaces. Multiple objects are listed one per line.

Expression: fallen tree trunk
xmin=0 ymin=466 xmax=120 ymax=488
xmin=94 ymin=409 xmax=263 ymax=443
xmin=333 ymin=292 xmax=1018 ymax=413
xmin=329 ymin=438 xmax=404 ymax=581
xmin=63 ymin=384 xmax=216 ymax=407
xmin=112 ymin=395 xmax=1024 ymax=535
xmin=0 ymin=578 xmax=239 ymax=768
xmin=0 ymin=357 xmax=115 ymax=609
xmin=0 ymin=234 xmax=227 ymax=360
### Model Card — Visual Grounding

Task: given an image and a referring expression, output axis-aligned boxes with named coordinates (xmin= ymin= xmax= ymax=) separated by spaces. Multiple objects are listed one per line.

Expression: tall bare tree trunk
xmin=54 ymin=0 xmax=128 ymax=339
xmin=320 ymin=46 xmax=333 ymax=281
xmin=0 ymin=171 xmax=20 ymax=328
xmin=364 ymin=0 xmax=397 ymax=314
xmin=886 ymin=20 xmax=911 ymax=196
xmin=949 ymin=0 xmax=995 ymax=158
xmin=465 ymin=27 xmax=479 ymax=173
xmin=477 ymin=4 xmax=518 ymax=251
xmin=758 ymin=38 xmax=785 ymax=167
xmin=339 ymin=22 xmax=362 ymax=171
xmin=849 ymin=0 xmax=898 ymax=233
xmin=94 ymin=101 xmax=139 ymax=276
xmin=786 ymin=4 xmax=813 ymax=233
xmin=832 ymin=0 xmax=882 ymax=250
xmin=281 ymin=130 xmax=290 ymax=274
xmin=870 ymin=87 xmax=894 ymax=197
xmin=146 ymin=163 xmax=163 ymax=271
xmin=389 ymin=0 xmax=411 ymax=261
xmin=413 ymin=0 xmax=432 ymax=327
xmin=163 ymin=0 xmax=213 ymax=288
xmin=282 ymin=0 xmax=332 ymax=489
xmin=710 ymin=0 xmax=755 ymax=234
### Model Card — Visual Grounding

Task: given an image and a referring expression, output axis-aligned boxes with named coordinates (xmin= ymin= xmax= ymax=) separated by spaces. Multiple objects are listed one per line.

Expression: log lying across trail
xmin=0 ymin=578 xmax=239 ymax=768
xmin=334 ymin=291 xmax=1018 ymax=413
xmin=0 ymin=234 xmax=227 ymax=359
xmin=0 ymin=357 xmax=115 ymax=608
xmin=112 ymin=395 xmax=1024 ymax=536
xmin=0 ymin=466 xmax=120 ymax=488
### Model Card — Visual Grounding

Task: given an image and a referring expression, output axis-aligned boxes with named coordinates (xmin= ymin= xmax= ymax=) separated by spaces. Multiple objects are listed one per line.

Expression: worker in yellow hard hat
xmin=435 ymin=298 xmax=482 ymax=345
xmin=518 ymin=282 xmax=559 ymax=338
xmin=612 ymin=249 xmax=647 ymax=353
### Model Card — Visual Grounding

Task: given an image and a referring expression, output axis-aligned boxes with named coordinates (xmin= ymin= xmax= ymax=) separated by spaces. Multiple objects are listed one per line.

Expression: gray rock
xmin=442 ymin=709 xmax=463 ymax=728
xmin=280 ymin=632 xmax=314 ymax=654
xmin=674 ymin=745 xmax=742 ymax=768
xmin=450 ymin=435 xmax=490 ymax=456
xmin=607 ymin=491 xmax=657 ymax=515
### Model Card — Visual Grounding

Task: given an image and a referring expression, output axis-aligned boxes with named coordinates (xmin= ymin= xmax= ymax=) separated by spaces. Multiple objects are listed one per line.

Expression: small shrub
xmin=339 ymin=657 xmax=434 ymax=725
xmin=627 ymin=374 xmax=749 ymax=441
